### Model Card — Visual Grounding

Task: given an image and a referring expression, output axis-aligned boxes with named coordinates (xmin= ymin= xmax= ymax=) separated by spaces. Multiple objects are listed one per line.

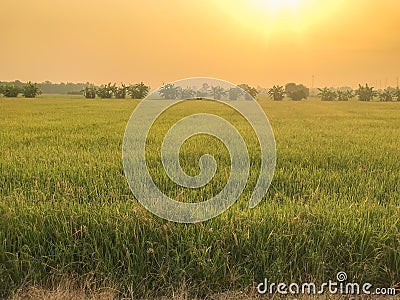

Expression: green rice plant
xmin=0 ymin=96 xmax=399 ymax=298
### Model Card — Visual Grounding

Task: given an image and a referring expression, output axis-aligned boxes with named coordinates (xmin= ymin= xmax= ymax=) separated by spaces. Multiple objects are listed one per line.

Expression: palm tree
xmin=378 ymin=88 xmax=393 ymax=102
xmin=1 ymin=84 xmax=20 ymax=97
xmin=82 ymin=85 xmax=96 ymax=99
xmin=158 ymin=83 xmax=179 ymax=100
xmin=128 ymin=82 xmax=150 ymax=99
xmin=210 ymin=86 xmax=225 ymax=100
xmin=337 ymin=90 xmax=353 ymax=101
xmin=96 ymin=83 xmax=115 ymax=99
xmin=180 ymin=87 xmax=196 ymax=99
xmin=318 ymin=87 xmax=337 ymax=101
xmin=22 ymin=82 xmax=42 ymax=98
xmin=227 ymin=87 xmax=242 ymax=100
xmin=114 ymin=84 xmax=128 ymax=99
xmin=268 ymin=85 xmax=285 ymax=101
xmin=356 ymin=84 xmax=376 ymax=101
xmin=238 ymin=84 xmax=258 ymax=100
xmin=393 ymin=88 xmax=400 ymax=102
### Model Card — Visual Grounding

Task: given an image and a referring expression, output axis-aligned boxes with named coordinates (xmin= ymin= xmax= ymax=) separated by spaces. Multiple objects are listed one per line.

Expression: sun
xmin=240 ymin=0 xmax=312 ymax=33
xmin=216 ymin=0 xmax=344 ymax=36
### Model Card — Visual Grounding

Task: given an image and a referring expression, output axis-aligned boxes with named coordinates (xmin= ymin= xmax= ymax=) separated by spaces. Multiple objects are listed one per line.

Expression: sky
xmin=1 ymin=0 xmax=399 ymax=89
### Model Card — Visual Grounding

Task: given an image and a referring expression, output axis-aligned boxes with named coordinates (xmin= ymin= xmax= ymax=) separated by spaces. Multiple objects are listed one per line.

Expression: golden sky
xmin=1 ymin=0 xmax=399 ymax=89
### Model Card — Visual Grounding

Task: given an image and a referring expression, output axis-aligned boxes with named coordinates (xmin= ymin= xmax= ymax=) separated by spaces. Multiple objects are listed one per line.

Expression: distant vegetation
xmin=82 ymin=82 xmax=151 ymax=99
xmin=0 ymin=82 xmax=41 ymax=98
xmin=1 ymin=80 xmax=400 ymax=102
xmin=155 ymin=83 xmax=258 ymax=101
xmin=315 ymin=84 xmax=400 ymax=102
xmin=0 ymin=81 xmax=151 ymax=100
xmin=0 ymin=80 xmax=86 ymax=95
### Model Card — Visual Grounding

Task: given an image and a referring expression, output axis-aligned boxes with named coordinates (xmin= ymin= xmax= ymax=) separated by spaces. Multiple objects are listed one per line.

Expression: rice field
xmin=0 ymin=95 xmax=399 ymax=298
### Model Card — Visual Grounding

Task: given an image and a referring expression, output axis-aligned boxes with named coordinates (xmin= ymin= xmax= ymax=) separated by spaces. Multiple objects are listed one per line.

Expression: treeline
xmin=137 ymin=82 xmax=307 ymax=101
xmin=81 ymin=82 xmax=150 ymax=99
xmin=316 ymin=85 xmax=400 ymax=102
xmin=1 ymin=80 xmax=400 ymax=102
xmin=0 ymin=80 xmax=89 ymax=95
xmin=0 ymin=81 xmax=151 ymax=99
xmin=151 ymin=83 xmax=259 ymax=101
xmin=150 ymin=82 xmax=400 ymax=102
xmin=265 ymin=83 xmax=400 ymax=102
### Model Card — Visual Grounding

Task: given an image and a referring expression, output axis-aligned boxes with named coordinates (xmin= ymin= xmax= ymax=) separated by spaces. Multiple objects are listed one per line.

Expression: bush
xmin=285 ymin=83 xmax=309 ymax=101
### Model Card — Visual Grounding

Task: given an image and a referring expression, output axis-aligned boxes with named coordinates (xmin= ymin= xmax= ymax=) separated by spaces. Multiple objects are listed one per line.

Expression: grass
xmin=0 ymin=95 xmax=399 ymax=298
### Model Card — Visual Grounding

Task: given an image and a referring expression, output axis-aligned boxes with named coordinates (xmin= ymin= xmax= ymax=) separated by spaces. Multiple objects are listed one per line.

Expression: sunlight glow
xmin=216 ymin=0 xmax=344 ymax=37
xmin=253 ymin=0 xmax=301 ymax=12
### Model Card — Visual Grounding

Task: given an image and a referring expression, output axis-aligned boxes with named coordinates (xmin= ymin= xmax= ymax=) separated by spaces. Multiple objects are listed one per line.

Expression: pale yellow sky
xmin=1 ymin=0 xmax=399 ymax=89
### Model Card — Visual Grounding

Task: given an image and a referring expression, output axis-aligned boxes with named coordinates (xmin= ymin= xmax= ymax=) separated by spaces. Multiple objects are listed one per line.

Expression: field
xmin=0 ymin=96 xmax=399 ymax=298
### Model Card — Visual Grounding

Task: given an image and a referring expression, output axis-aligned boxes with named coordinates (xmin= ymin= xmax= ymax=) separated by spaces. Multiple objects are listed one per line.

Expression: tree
xmin=210 ymin=86 xmax=225 ymax=100
xmin=227 ymin=87 xmax=242 ymax=100
xmin=158 ymin=83 xmax=179 ymax=99
xmin=268 ymin=85 xmax=285 ymax=101
xmin=21 ymin=82 xmax=42 ymax=98
xmin=128 ymin=82 xmax=150 ymax=99
xmin=82 ymin=85 xmax=97 ymax=99
xmin=96 ymin=83 xmax=116 ymax=99
xmin=356 ymin=84 xmax=376 ymax=101
xmin=318 ymin=87 xmax=337 ymax=101
xmin=180 ymin=87 xmax=196 ymax=99
xmin=199 ymin=83 xmax=210 ymax=98
xmin=238 ymin=84 xmax=258 ymax=100
xmin=2 ymin=84 xmax=20 ymax=97
xmin=337 ymin=90 xmax=353 ymax=101
xmin=35 ymin=81 xmax=87 ymax=94
xmin=378 ymin=88 xmax=393 ymax=102
xmin=393 ymin=88 xmax=400 ymax=102
xmin=285 ymin=83 xmax=309 ymax=101
xmin=114 ymin=84 xmax=128 ymax=99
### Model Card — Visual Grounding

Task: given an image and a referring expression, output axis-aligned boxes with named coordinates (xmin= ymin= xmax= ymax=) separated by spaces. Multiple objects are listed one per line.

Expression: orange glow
xmin=0 ymin=0 xmax=399 ymax=88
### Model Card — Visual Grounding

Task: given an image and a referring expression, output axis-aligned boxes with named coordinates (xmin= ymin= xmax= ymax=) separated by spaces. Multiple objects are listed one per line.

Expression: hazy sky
xmin=1 ymin=0 xmax=399 ymax=89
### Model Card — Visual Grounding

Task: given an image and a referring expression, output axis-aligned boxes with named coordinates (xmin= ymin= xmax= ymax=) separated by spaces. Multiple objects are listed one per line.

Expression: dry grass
xmin=11 ymin=285 xmax=118 ymax=300
xmin=10 ymin=282 xmax=399 ymax=300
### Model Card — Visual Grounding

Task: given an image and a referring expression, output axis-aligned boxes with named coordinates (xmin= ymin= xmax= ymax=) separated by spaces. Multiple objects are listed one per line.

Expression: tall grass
xmin=0 ymin=96 xmax=399 ymax=298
